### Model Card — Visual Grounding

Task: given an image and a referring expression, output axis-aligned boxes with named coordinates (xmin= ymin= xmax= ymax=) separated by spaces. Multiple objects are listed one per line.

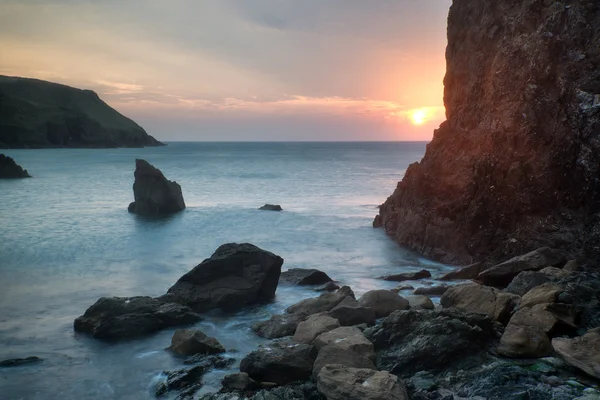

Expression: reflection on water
xmin=0 ymin=142 xmax=459 ymax=399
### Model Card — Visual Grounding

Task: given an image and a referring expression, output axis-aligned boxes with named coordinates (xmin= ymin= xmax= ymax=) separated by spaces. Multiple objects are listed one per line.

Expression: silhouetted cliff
xmin=0 ymin=75 xmax=163 ymax=148
xmin=375 ymin=0 xmax=600 ymax=264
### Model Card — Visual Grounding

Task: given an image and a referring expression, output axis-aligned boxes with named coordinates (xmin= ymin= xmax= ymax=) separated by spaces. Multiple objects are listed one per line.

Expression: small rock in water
xmin=406 ymin=295 xmax=434 ymax=310
xmin=280 ymin=268 xmax=333 ymax=286
xmin=380 ymin=270 xmax=431 ymax=282
xmin=259 ymin=204 xmax=282 ymax=211
xmin=414 ymin=284 xmax=450 ymax=296
xmin=0 ymin=356 xmax=42 ymax=367
xmin=315 ymin=281 xmax=340 ymax=292
xmin=168 ymin=329 xmax=225 ymax=356
xmin=251 ymin=313 xmax=305 ymax=339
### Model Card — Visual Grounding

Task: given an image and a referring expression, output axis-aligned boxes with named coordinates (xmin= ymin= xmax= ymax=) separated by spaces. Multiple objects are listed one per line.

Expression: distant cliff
xmin=375 ymin=0 xmax=600 ymax=264
xmin=0 ymin=75 xmax=163 ymax=148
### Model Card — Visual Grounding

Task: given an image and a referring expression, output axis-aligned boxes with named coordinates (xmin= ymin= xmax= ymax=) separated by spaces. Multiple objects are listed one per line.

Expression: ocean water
xmin=0 ymin=142 xmax=453 ymax=399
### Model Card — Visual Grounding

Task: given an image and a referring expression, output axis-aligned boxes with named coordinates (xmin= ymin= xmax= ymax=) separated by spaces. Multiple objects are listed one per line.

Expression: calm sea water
xmin=0 ymin=142 xmax=452 ymax=399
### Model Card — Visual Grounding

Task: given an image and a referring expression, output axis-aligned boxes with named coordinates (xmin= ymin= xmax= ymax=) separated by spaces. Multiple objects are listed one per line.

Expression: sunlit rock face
xmin=375 ymin=0 xmax=600 ymax=264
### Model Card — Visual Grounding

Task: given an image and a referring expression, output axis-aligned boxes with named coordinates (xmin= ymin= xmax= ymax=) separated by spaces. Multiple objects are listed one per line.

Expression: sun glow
xmin=410 ymin=108 xmax=429 ymax=125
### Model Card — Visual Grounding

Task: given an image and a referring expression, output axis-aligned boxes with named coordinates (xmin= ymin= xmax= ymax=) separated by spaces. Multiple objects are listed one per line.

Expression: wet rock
xmin=553 ymin=328 xmax=600 ymax=379
xmin=317 ymin=365 xmax=409 ymax=400
xmin=0 ymin=154 xmax=31 ymax=178
xmin=314 ymin=326 xmax=375 ymax=359
xmin=358 ymin=290 xmax=409 ymax=318
xmin=327 ymin=297 xmax=376 ymax=326
xmin=439 ymin=262 xmax=482 ymax=281
xmin=505 ymin=271 xmax=551 ymax=296
xmin=252 ymin=313 xmax=305 ymax=339
xmin=540 ymin=266 xmax=571 ymax=281
xmin=127 ymin=159 xmax=185 ymax=215
xmin=0 ymin=356 xmax=41 ymax=367
xmin=440 ymin=284 xmax=520 ymax=324
xmin=478 ymin=247 xmax=565 ymax=286
xmin=520 ymin=283 xmax=563 ymax=308
xmin=280 ymin=268 xmax=333 ymax=286
xmin=314 ymin=282 xmax=340 ymax=292
xmin=73 ymin=296 xmax=202 ymax=341
xmin=312 ymin=345 xmax=376 ymax=379
xmin=157 ymin=356 xmax=233 ymax=398
xmin=240 ymin=341 xmax=317 ymax=385
xmin=559 ymin=271 xmax=600 ymax=331
xmin=259 ymin=204 xmax=282 ymax=211
xmin=380 ymin=269 xmax=431 ymax=282
xmin=221 ymin=372 xmax=259 ymax=392
xmin=165 ymin=243 xmax=283 ymax=312
xmin=414 ymin=284 xmax=450 ymax=296
xmin=286 ymin=286 xmax=354 ymax=315
xmin=406 ymin=295 xmax=434 ymax=310
xmin=392 ymin=284 xmax=415 ymax=292
xmin=293 ymin=314 xmax=340 ymax=344
xmin=366 ymin=309 xmax=501 ymax=375
xmin=168 ymin=329 xmax=225 ymax=356
xmin=563 ymin=260 xmax=579 ymax=273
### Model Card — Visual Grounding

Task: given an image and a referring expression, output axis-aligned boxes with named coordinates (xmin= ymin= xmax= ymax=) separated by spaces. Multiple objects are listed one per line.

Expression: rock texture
xmin=165 ymin=243 xmax=283 ymax=312
xmin=127 ymin=159 xmax=185 ymax=215
xmin=440 ymin=284 xmax=520 ymax=324
xmin=0 ymin=75 xmax=163 ymax=148
xmin=317 ymin=365 xmax=409 ymax=400
xmin=251 ymin=313 xmax=305 ymax=339
xmin=0 ymin=154 xmax=31 ymax=178
xmin=279 ymin=268 xmax=333 ymax=286
xmin=168 ymin=329 xmax=225 ymax=356
xmin=358 ymin=290 xmax=409 ymax=318
xmin=374 ymin=0 xmax=600 ymax=264
xmin=552 ymin=327 xmax=600 ymax=379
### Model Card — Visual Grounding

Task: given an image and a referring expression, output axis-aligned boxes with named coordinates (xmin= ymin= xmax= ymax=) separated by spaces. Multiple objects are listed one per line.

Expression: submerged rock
xmin=413 ymin=284 xmax=450 ymax=296
xmin=165 ymin=243 xmax=283 ymax=312
xmin=317 ymin=365 xmax=409 ymax=400
xmin=440 ymin=284 xmax=520 ymax=324
xmin=221 ymin=372 xmax=259 ymax=392
xmin=168 ymin=329 xmax=225 ymax=356
xmin=280 ymin=268 xmax=333 ymax=286
xmin=259 ymin=204 xmax=282 ymax=211
xmin=251 ymin=313 xmax=305 ymax=339
xmin=0 ymin=154 xmax=31 ymax=178
xmin=380 ymin=269 xmax=431 ymax=282
xmin=157 ymin=355 xmax=234 ymax=398
xmin=127 ymin=159 xmax=185 ymax=215
xmin=73 ymin=296 xmax=202 ymax=341
xmin=0 ymin=356 xmax=41 ymax=368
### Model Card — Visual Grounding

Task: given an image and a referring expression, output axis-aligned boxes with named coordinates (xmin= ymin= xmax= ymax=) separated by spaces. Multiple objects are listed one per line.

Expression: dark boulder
xmin=259 ymin=204 xmax=282 ymax=211
xmin=240 ymin=341 xmax=317 ymax=385
xmin=327 ymin=297 xmax=376 ymax=327
xmin=286 ymin=286 xmax=354 ymax=316
xmin=413 ymin=284 xmax=450 ymax=296
xmin=314 ymin=282 xmax=340 ymax=292
xmin=280 ymin=268 xmax=333 ymax=286
xmin=168 ymin=329 xmax=225 ymax=356
xmin=380 ymin=270 xmax=431 ymax=282
xmin=0 ymin=356 xmax=41 ymax=368
xmin=221 ymin=372 xmax=259 ymax=392
xmin=505 ymin=271 xmax=552 ymax=296
xmin=251 ymin=313 xmax=305 ymax=339
xmin=365 ymin=309 xmax=502 ymax=375
xmin=312 ymin=345 xmax=376 ymax=379
xmin=73 ymin=296 xmax=202 ymax=341
xmin=127 ymin=159 xmax=185 ymax=215
xmin=439 ymin=263 xmax=482 ymax=281
xmin=165 ymin=243 xmax=283 ymax=312
xmin=0 ymin=154 xmax=31 ymax=178
xmin=358 ymin=290 xmax=409 ymax=318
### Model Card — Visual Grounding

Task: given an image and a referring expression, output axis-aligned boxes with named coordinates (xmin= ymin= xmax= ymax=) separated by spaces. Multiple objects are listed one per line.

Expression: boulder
xmin=439 ymin=262 xmax=482 ymax=281
xmin=259 ymin=204 xmax=282 ymax=211
xmin=73 ymin=296 xmax=202 ymax=341
xmin=165 ymin=243 xmax=283 ymax=312
xmin=221 ymin=372 xmax=259 ymax=392
xmin=251 ymin=313 xmax=305 ymax=339
xmin=312 ymin=345 xmax=376 ymax=379
xmin=314 ymin=326 xmax=375 ymax=359
xmin=406 ymin=295 xmax=434 ymax=310
xmin=440 ymin=284 xmax=520 ymax=324
xmin=392 ymin=284 xmax=415 ymax=292
xmin=279 ymin=268 xmax=333 ymax=286
xmin=497 ymin=305 xmax=557 ymax=358
xmin=366 ymin=309 xmax=501 ymax=374
xmin=358 ymin=290 xmax=409 ymax=318
xmin=327 ymin=297 xmax=376 ymax=326
xmin=478 ymin=247 xmax=565 ymax=286
xmin=286 ymin=286 xmax=354 ymax=315
xmin=520 ymin=283 xmax=563 ymax=308
xmin=317 ymin=365 xmax=409 ymax=400
xmin=239 ymin=341 xmax=317 ymax=385
xmin=380 ymin=269 xmax=431 ymax=282
xmin=292 ymin=314 xmax=340 ymax=344
xmin=505 ymin=271 xmax=551 ymax=296
xmin=168 ymin=329 xmax=225 ymax=356
xmin=552 ymin=328 xmax=600 ymax=380
xmin=539 ymin=266 xmax=570 ymax=280
xmin=0 ymin=356 xmax=41 ymax=368
xmin=562 ymin=260 xmax=579 ymax=273
xmin=127 ymin=159 xmax=185 ymax=215
xmin=413 ymin=284 xmax=450 ymax=296
xmin=0 ymin=154 xmax=31 ymax=178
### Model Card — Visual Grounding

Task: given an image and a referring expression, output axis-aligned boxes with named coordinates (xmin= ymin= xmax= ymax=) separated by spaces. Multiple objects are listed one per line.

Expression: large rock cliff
xmin=375 ymin=0 xmax=600 ymax=264
xmin=0 ymin=75 xmax=163 ymax=148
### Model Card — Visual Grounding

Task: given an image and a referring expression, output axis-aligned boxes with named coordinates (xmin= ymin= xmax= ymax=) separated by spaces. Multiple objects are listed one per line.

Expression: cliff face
xmin=0 ymin=76 xmax=163 ymax=148
xmin=376 ymin=0 xmax=600 ymax=264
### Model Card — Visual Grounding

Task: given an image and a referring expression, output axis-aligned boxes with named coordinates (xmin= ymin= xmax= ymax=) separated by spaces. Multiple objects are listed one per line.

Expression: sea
xmin=0 ymin=141 xmax=454 ymax=399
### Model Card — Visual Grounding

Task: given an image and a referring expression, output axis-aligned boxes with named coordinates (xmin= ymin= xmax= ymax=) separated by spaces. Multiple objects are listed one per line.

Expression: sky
xmin=0 ymin=0 xmax=452 ymax=141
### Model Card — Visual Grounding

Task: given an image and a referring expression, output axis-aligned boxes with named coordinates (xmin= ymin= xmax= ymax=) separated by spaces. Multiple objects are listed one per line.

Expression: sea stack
xmin=0 ymin=154 xmax=31 ymax=178
xmin=375 ymin=0 xmax=600 ymax=264
xmin=128 ymin=159 xmax=185 ymax=215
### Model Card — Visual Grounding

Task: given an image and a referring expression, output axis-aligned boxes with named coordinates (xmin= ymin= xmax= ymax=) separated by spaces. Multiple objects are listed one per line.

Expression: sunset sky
xmin=0 ymin=0 xmax=452 ymax=141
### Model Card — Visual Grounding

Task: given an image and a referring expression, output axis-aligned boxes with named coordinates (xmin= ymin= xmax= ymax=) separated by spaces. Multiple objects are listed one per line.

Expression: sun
xmin=410 ymin=108 xmax=428 ymax=125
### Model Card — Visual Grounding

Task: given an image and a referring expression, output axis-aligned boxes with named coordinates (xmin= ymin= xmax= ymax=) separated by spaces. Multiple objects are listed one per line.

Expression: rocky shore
xmin=71 ymin=243 xmax=600 ymax=400
xmin=0 ymin=154 xmax=31 ymax=178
